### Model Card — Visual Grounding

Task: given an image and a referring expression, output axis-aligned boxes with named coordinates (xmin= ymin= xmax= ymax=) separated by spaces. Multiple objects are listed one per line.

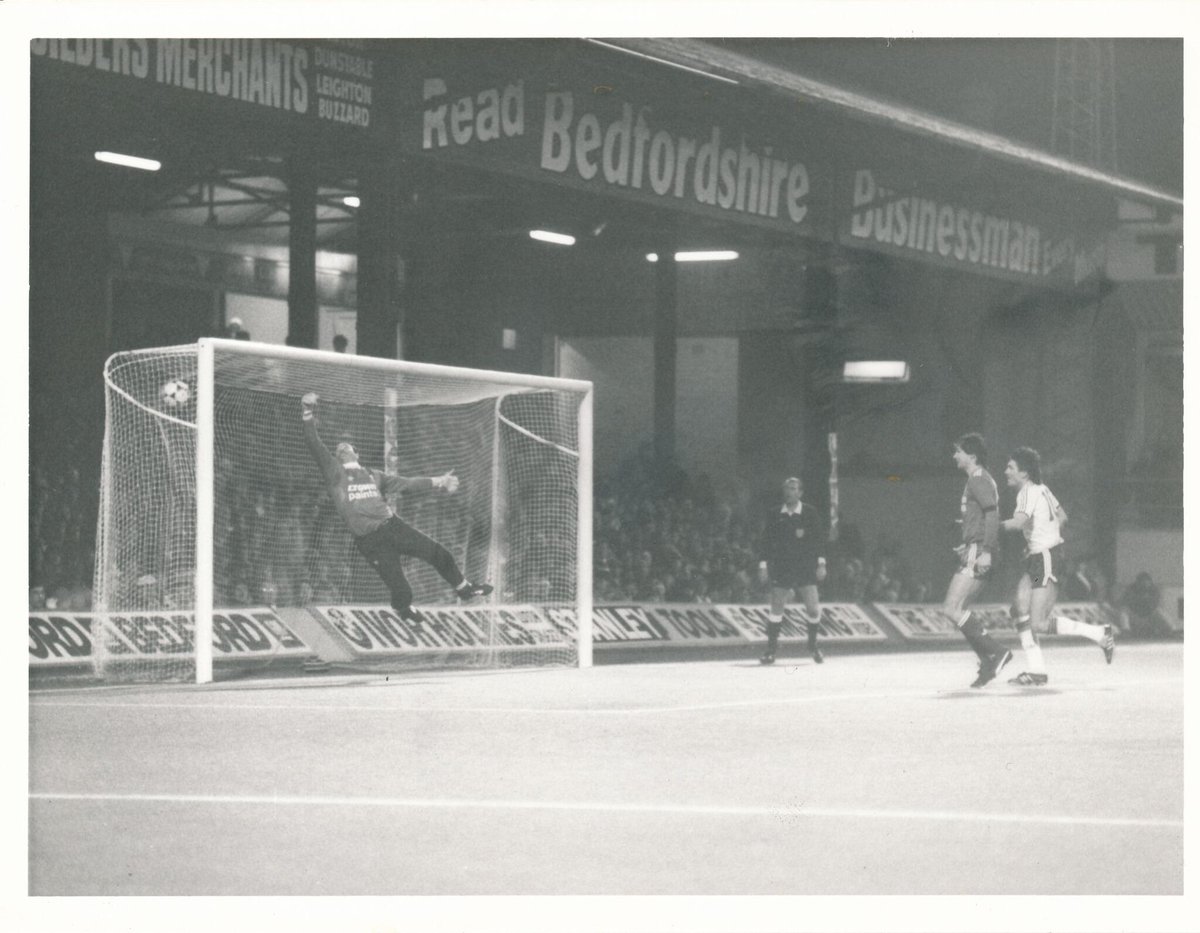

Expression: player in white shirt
xmin=1001 ymin=447 xmax=1115 ymax=685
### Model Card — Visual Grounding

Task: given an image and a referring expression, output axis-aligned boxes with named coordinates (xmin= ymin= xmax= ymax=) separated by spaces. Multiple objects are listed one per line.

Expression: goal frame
xmin=191 ymin=338 xmax=593 ymax=683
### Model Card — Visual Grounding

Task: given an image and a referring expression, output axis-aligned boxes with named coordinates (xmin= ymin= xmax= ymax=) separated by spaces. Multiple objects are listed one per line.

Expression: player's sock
xmin=1018 ymin=620 xmax=1046 ymax=674
xmin=960 ymin=613 xmax=999 ymax=659
xmin=805 ymin=610 xmax=820 ymax=651
xmin=1050 ymin=615 xmax=1104 ymax=645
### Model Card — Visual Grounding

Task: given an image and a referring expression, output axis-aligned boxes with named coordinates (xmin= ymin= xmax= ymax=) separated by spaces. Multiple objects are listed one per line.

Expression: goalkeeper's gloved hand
xmin=301 ymin=392 xmax=319 ymax=422
xmin=432 ymin=472 xmax=460 ymax=493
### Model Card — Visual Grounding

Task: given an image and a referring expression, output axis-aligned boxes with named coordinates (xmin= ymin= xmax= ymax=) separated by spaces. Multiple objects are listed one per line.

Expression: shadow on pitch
xmin=936 ymin=686 xmax=1063 ymax=699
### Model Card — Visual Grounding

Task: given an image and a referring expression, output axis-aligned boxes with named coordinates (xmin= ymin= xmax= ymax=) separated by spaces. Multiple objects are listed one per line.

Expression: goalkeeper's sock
xmin=1050 ymin=615 xmax=1105 ymax=644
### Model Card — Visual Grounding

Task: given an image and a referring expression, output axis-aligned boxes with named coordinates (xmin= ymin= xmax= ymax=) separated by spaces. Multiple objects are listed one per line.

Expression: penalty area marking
xmin=29 ymin=791 xmax=1182 ymax=830
xmin=28 ymin=679 xmax=1182 ymax=716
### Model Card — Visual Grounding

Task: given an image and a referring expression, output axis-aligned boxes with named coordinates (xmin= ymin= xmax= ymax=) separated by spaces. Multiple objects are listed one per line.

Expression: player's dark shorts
xmin=769 ymin=566 xmax=819 ymax=590
xmin=1023 ymin=544 xmax=1065 ymax=589
xmin=955 ymin=542 xmax=993 ymax=579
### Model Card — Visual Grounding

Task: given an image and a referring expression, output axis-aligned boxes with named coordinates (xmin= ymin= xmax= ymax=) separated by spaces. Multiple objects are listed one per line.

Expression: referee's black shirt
xmin=760 ymin=501 xmax=826 ymax=579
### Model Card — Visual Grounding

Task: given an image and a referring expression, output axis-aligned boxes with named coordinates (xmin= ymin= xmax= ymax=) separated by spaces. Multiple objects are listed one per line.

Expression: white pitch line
xmin=27 ymin=689 xmax=934 ymax=715
xmin=28 ymin=679 xmax=1182 ymax=716
xmin=29 ymin=791 xmax=1182 ymax=829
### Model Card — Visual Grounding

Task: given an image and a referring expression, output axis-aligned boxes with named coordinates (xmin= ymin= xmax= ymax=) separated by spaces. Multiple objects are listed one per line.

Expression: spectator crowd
xmin=28 ymin=436 xmax=1181 ymax=640
xmin=591 ymin=452 xmax=935 ymax=606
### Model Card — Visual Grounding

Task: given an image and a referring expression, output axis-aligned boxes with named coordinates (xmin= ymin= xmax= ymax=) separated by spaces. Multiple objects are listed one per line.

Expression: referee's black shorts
xmin=769 ymin=565 xmax=819 ymax=590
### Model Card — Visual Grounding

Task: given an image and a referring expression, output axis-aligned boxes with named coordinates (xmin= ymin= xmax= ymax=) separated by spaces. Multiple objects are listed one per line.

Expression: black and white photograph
xmin=9 ymin=2 xmax=1193 ymax=931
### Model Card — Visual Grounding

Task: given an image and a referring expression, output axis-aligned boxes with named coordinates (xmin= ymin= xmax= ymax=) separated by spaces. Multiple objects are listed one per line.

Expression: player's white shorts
xmin=1022 ymin=544 xmax=1064 ymax=589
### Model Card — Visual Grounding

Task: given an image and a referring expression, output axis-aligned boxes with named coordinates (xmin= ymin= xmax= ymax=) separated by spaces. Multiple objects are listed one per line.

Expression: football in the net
xmin=160 ymin=379 xmax=190 ymax=408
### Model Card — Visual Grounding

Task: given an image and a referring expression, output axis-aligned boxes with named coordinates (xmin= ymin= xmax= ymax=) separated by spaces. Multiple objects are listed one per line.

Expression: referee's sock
xmin=765 ymin=616 xmax=783 ymax=655
xmin=805 ymin=610 xmax=820 ymax=650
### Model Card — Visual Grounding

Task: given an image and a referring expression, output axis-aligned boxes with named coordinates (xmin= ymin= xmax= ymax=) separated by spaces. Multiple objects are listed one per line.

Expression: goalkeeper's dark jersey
xmin=303 ymin=419 xmax=432 ymax=537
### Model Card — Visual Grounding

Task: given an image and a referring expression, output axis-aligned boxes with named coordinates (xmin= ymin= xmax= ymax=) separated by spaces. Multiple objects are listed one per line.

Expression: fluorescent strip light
xmin=342 ymin=196 xmax=361 ymax=208
xmin=646 ymin=251 xmax=738 ymax=263
xmin=843 ymin=361 xmax=910 ymax=383
xmin=529 ymin=230 xmax=576 ymax=246
xmin=675 ymin=250 xmax=738 ymax=262
xmin=94 ymin=151 xmax=161 ymax=172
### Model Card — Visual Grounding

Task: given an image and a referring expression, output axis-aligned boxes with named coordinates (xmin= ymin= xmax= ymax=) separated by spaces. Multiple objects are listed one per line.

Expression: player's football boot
xmin=456 ymin=582 xmax=494 ymax=600
xmin=1101 ymin=625 xmax=1116 ymax=664
xmin=970 ymin=649 xmax=1013 ymax=688
xmin=759 ymin=652 xmax=776 ymax=665
xmin=1008 ymin=671 xmax=1049 ymax=686
xmin=811 ymin=647 xmax=824 ymax=664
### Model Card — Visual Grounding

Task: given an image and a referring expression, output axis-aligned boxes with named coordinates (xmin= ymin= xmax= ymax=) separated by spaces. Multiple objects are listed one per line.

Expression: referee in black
xmin=757 ymin=476 xmax=827 ymax=665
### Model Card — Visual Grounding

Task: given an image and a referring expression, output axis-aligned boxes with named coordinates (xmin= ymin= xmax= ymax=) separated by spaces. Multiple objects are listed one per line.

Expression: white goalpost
xmin=93 ymin=338 xmax=593 ymax=683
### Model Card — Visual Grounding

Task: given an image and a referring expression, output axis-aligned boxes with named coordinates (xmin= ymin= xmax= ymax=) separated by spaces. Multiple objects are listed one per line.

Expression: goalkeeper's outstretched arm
xmin=300 ymin=392 xmax=341 ymax=485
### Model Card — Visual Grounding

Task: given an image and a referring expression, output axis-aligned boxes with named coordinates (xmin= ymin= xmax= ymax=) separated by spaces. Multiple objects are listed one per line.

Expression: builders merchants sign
xmin=31 ymin=39 xmax=381 ymax=132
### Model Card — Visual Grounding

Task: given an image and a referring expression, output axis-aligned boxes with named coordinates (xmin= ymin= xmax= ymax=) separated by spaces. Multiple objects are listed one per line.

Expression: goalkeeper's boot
xmin=1101 ymin=625 xmax=1116 ymax=664
xmin=456 ymin=581 xmax=494 ymax=601
xmin=1008 ymin=671 xmax=1049 ymax=686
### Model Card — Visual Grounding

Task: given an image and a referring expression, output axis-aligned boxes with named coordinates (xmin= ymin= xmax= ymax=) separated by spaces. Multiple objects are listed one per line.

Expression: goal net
xmin=94 ymin=340 xmax=593 ymax=683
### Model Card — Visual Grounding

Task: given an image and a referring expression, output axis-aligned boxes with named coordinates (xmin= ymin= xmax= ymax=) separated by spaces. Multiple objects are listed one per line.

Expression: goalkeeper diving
xmin=301 ymin=391 xmax=492 ymax=622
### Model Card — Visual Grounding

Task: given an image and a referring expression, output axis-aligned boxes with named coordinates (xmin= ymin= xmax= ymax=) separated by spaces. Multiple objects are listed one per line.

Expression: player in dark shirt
xmin=301 ymin=392 xmax=491 ymax=622
xmin=757 ymin=476 xmax=827 ymax=665
xmin=942 ymin=432 xmax=1012 ymax=688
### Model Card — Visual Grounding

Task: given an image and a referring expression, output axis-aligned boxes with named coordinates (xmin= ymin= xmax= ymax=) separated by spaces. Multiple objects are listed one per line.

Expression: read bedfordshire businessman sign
xmin=410 ymin=73 xmax=817 ymax=235
xmin=406 ymin=68 xmax=1109 ymax=284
